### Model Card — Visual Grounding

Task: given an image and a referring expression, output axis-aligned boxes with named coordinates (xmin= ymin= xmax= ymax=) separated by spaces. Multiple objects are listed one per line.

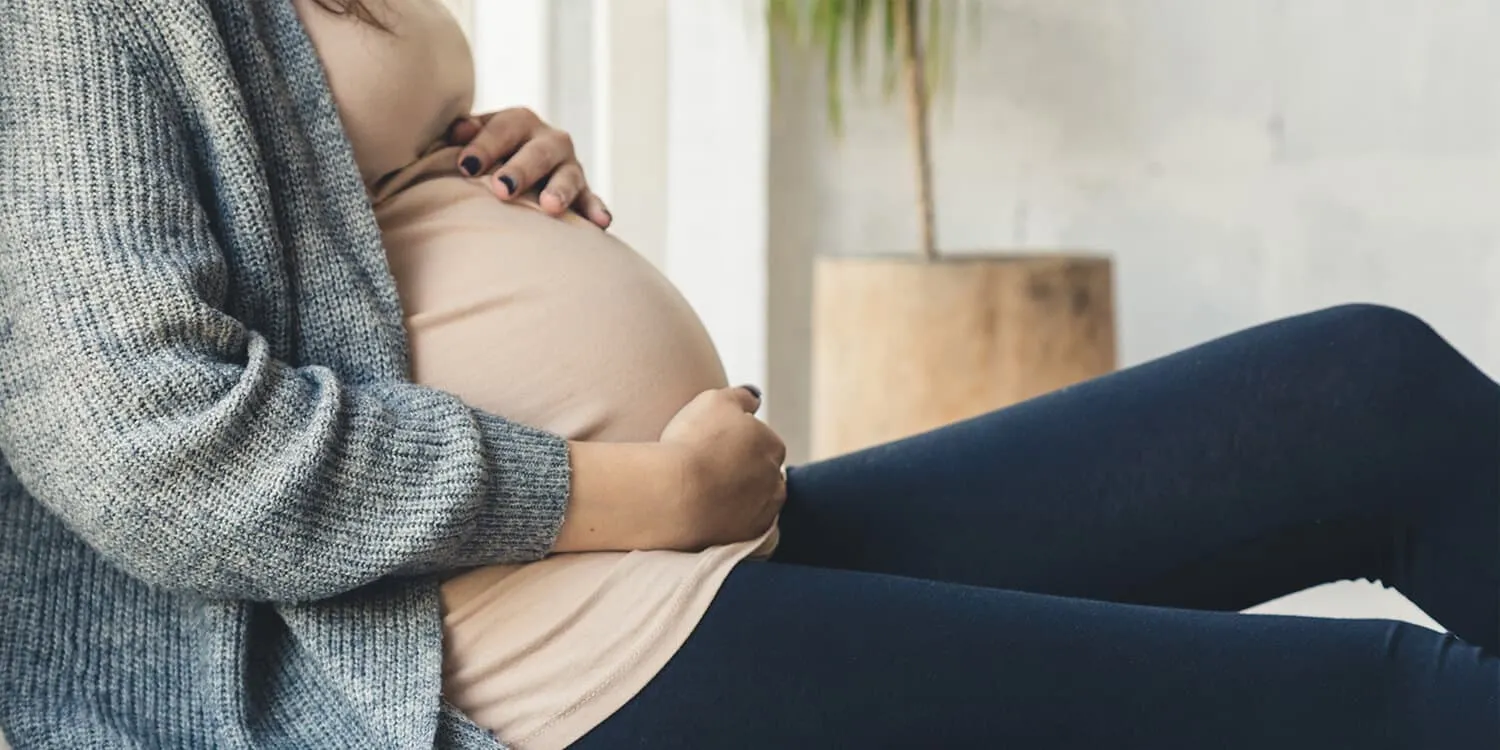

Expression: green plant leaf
xmin=765 ymin=0 xmax=977 ymax=135
xmin=880 ymin=0 xmax=900 ymax=98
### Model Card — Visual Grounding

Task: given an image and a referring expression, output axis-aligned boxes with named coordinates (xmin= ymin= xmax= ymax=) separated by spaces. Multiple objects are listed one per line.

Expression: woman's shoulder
xmin=2 ymin=1 xmax=204 ymax=92
xmin=2 ymin=0 xmax=291 ymax=93
xmin=0 ymin=0 xmax=305 ymax=160
xmin=1 ymin=1 xmax=208 ymax=170
xmin=2 ymin=0 xmax=185 ymax=48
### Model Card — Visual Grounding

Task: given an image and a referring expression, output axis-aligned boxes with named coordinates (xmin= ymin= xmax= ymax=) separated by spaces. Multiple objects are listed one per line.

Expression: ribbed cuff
xmin=469 ymin=410 xmax=572 ymax=564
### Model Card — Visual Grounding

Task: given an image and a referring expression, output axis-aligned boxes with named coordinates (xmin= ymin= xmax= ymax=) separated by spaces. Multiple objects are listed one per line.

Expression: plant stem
xmin=898 ymin=0 xmax=939 ymax=261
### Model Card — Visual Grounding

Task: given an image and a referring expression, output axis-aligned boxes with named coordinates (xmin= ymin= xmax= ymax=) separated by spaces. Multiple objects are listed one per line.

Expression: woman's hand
xmin=446 ymin=108 xmax=613 ymax=229
xmin=658 ymin=386 xmax=788 ymax=548
xmin=555 ymin=387 xmax=787 ymax=554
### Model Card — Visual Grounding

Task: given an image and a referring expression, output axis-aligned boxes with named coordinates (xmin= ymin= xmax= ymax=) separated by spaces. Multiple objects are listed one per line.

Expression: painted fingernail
xmin=497 ymin=175 xmax=517 ymax=196
xmin=741 ymin=384 xmax=763 ymax=400
xmin=460 ymin=156 xmax=482 ymax=176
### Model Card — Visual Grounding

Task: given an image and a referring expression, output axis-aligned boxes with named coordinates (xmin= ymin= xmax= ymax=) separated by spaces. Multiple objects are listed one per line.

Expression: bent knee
xmin=1305 ymin=303 xmax=1460 ymax=380
xmin=1315 ymin=303 xmax=1440 ymax=348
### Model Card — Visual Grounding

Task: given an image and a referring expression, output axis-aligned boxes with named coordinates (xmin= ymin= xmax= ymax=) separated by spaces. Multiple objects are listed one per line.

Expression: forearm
xmin=556 ymin=386 xmax=787 ymax=555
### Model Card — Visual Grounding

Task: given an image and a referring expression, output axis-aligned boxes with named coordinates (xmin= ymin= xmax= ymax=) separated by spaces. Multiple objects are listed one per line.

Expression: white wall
xmin=665 ymin=0 xmax=772 ymax=393
xmin=586 ymin=0 xmax=671 ymax=270
xmin=767 ymin=0 xmax=1500 ymax=463
xmin=767 ymin=0 xmax=1499 ymax=626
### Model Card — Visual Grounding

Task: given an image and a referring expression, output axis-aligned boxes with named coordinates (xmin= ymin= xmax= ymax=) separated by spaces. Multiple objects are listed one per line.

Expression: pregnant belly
xmin=376 ymin=174 xmax=727 ymax=441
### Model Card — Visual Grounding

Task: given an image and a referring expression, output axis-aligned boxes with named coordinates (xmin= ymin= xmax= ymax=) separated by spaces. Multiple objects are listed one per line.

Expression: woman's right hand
xmin=554 ymin=387 xmax=787 ymax=554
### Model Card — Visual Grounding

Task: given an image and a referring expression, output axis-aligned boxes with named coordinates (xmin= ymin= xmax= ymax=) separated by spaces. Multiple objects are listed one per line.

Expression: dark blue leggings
xmin=576 ymin=305 xmax=1500 ymax=749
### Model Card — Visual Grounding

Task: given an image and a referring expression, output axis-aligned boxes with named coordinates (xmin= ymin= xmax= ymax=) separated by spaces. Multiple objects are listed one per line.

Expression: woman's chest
xmin=294 ymin=0 xmax=476 ymax=184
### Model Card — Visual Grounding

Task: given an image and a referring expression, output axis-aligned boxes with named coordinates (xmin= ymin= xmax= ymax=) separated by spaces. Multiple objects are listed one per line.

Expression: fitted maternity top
xmin=294 ymin=2 xmax=778 ymax=747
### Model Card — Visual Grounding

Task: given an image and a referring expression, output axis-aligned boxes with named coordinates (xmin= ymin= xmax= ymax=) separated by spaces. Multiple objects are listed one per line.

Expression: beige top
xmin=294 ymin=2 xmax=776 ymax=748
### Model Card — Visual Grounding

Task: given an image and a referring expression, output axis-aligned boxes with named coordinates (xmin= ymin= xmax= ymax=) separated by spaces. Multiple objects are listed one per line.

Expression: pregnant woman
xmin=0 ymin=1 xmax=1495 ymax=748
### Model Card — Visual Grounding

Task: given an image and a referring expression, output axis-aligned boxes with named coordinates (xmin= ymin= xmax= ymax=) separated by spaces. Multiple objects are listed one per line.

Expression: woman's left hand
xmin=446 ymin=108 xmax=612 ymax=229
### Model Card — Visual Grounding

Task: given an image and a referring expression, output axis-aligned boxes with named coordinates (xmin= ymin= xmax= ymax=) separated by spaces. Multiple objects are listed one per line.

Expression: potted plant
xmin=769 ymin=0 xmax=1118 ymax=459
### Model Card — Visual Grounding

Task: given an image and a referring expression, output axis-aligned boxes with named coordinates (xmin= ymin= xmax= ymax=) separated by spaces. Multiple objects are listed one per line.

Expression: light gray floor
xmin=1245 ymin=580 xmax=1443 ymax=629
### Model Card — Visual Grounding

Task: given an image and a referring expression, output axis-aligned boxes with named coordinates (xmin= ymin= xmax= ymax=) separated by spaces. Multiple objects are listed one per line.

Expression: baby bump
xmin=373 ymin=168 xmax=780 ymax=747
xmin=376 ymin=175 xmax=727 ymax=442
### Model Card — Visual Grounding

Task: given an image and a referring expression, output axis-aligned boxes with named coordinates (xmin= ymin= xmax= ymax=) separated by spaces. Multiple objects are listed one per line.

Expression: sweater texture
xmin=0 ymin=1 xmax=572 ymax=746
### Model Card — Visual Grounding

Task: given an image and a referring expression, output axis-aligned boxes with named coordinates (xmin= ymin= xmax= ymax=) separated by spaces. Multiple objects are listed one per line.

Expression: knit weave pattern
xmin=0 ymin=1 xmax=571 ymax=746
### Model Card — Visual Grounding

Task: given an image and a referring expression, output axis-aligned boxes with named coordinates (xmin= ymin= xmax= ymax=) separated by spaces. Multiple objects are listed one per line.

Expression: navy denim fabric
xmin=580 ymin=305 xmax=1500 ymax=749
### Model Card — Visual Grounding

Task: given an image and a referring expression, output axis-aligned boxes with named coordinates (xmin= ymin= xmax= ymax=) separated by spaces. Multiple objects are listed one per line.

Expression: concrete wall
xmin=767 ymin=0 xmax=1500 ymax=464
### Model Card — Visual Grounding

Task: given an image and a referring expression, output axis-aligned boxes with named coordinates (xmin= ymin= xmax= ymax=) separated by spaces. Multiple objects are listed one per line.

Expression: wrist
xmin=554 ymin=441 xmax=689 ymax=553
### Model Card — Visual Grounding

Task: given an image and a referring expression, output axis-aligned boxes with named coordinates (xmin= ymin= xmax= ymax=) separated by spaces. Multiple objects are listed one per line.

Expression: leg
xmin=777 ymin=305 xmax=1500 ymax=650
xmin=576 ymin=562 xmax=1500 ymax=749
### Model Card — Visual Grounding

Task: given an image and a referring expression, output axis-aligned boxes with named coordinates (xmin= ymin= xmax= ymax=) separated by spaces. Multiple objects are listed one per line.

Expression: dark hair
xmin=311 ymin=0 xmax=390 ymax=31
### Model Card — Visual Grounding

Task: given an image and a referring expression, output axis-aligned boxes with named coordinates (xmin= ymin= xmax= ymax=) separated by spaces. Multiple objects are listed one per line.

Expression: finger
xmin=574 ymin=187 xmax=613 ymax=229
xmin=538 ymin=161 xmax=586 ymax=216
xmin=491 ymin=129 xmax=574 ymax=200
xmin=456 ymin=107 xmax=542 ymax=177
xmin=758 ymin=425 xmax=788 ymax=466
xmin=725 ymin=385 xmax=762 ymax=414
xmin=768 ymin=433 xmax=788 ymax=466
xmin=445 ymin=116 xmax=483 ymax=146
xmin=767 ymin=473 xmax=788 ymax=517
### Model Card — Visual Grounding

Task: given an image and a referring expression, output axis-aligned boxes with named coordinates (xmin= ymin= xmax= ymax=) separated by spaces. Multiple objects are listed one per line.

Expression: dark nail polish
xmin=460 ymin=156 xmax=482 ymax=176
xmin=498 ymin=175 xmax=517 ymax=195
xmin=741 ymin=385 xmax=763 ymax=400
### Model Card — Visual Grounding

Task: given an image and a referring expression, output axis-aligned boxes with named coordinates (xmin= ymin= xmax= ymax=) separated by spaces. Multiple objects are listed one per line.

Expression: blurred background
xmin=459 ymin=0 xmax=1496 ymax=627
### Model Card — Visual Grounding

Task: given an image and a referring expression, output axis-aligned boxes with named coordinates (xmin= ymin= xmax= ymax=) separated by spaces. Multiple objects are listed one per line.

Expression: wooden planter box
xmin=811 ymin=254 xmax=1117 ymax=459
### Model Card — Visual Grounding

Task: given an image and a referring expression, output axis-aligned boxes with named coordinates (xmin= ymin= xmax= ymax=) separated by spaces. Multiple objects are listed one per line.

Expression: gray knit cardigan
xmin=0 ymin=1 xmax=573 ymax=746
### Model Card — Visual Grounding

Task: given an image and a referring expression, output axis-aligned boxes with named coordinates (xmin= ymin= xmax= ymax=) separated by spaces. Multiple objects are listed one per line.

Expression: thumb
xmin=724 ymin=385 xmax=763 ymax=415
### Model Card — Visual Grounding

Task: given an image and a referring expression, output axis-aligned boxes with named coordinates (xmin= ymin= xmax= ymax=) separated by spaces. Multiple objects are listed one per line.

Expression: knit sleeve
xmin=0 ymin=3 xmax=571 ymax=602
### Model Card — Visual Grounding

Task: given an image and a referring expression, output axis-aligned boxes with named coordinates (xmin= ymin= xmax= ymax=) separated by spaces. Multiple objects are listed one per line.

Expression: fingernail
xmin=601 ymin=209 xmax=613 ymax=225
xmin=497 ymin=174 xmax=516 ymax=196
xmin=741 ymin=384 xmax=763 ymax=400
xmin=460 ymin=156 xmax=482 ymax=176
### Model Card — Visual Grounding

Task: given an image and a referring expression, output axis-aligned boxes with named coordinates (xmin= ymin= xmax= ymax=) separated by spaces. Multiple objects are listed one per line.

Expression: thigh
xmin=574 ymin=561 xmax=1499 ymax=750
xmin=776 ymin=304 xmax=1498 ymax=611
